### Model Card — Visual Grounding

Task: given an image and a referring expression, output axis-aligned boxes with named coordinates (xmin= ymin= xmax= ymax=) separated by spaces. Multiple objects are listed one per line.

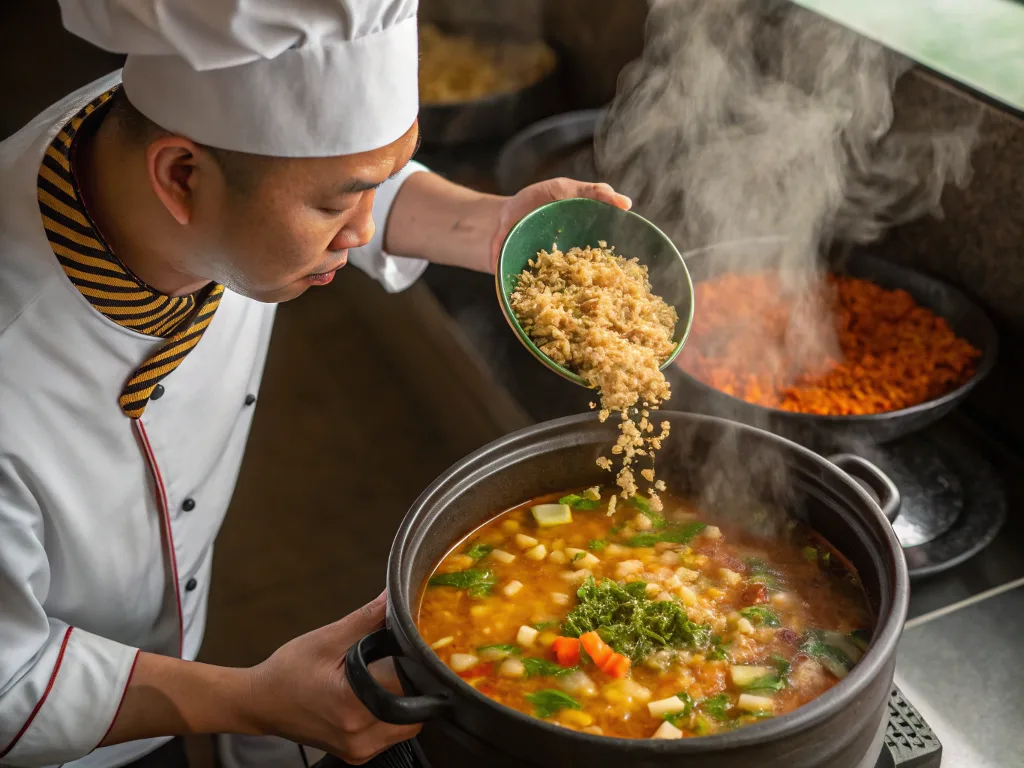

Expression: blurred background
xmin=3 ymin=1 xmax=1024 ymax=765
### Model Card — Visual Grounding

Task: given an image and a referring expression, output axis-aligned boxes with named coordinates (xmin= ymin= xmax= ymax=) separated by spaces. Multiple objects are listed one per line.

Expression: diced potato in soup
xmin=418 ymin=489 xmax=871 ymax=739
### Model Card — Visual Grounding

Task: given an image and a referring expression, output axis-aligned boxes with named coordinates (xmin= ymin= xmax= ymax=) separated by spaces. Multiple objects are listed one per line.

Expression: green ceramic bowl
xmin=496 ymin=197 xmax=694 ymax=387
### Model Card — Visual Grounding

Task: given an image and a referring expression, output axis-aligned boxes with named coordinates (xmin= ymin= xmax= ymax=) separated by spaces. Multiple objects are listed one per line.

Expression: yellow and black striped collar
xmin=37 ymin=87 xmax=224 ymax=419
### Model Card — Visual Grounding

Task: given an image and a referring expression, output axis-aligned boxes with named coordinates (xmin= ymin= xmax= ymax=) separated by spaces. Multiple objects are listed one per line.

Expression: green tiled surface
xmin=792 ymin=0 xmax=1024 ymax=110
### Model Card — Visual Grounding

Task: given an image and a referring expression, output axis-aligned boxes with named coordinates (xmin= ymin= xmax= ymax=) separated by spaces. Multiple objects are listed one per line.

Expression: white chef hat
xmin=58 ymin=0 xmax=420 ymax=158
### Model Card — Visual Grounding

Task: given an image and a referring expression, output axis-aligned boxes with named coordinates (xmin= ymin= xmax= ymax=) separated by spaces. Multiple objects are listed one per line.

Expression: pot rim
xmin=388 ymin=411 xmax=909 ymax=751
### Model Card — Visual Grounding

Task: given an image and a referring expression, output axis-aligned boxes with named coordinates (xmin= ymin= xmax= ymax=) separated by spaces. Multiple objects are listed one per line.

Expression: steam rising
xmin=594 ymin=0 xmax=978 ymax=530
xmin=597 ymin=0 xmax=976 ymax=263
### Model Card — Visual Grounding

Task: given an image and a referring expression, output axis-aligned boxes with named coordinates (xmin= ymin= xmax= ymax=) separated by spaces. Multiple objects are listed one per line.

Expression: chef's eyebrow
xmin=334 ymin=131 xmax=422 ymax=195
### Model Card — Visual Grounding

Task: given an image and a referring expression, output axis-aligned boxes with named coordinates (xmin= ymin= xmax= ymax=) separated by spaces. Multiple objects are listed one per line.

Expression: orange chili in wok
xmin=677 ymin=272 xmax=982 ymax=416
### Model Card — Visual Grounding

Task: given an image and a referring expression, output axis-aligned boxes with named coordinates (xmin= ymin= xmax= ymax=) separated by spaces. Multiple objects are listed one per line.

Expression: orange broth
xmin=416 ymin=489 xmax=872 ymax=740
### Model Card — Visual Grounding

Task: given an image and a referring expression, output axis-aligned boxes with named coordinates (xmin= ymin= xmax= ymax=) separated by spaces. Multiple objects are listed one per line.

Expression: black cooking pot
xmin=345 ymin=412 xmax=909 ymax=767
xmin=418 ymin=22 xmax=562 ymax=147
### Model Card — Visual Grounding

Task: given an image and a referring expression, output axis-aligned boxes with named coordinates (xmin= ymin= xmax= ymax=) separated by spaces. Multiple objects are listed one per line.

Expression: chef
xmin=0 ymin=1 xmax=631 ymax=767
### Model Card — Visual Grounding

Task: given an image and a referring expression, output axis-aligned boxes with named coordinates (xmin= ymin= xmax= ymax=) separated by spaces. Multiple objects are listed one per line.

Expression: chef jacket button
xmin=151 ymin=384 xmax=165 ymax=400
xmin=182 ymin=497 xmax=196 ymax=512
xmin=185 ymin=578 xmax=198 ymax=592
xmin=244 ymin=393 xmax=257 ymax=406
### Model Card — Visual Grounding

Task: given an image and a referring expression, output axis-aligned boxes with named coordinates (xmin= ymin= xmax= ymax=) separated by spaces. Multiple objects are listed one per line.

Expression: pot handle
xmin=345 ymin=626 xmax=453 ymax=725
xmin=828 ymin=453 xmax=901 ymax=523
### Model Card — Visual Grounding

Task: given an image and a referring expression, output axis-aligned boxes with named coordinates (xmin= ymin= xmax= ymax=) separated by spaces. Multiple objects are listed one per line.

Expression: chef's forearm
xmin=384 ymin=171 xmax=504 ymax=273
xmin=99 ymin=652 xmax=259 ymax=746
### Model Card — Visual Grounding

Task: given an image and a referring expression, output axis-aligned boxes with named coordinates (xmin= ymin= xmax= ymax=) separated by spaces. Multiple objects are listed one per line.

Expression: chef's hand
xmin=488 ymin=179 xmax=633 ymax=271
xmin=248 ymin=592 xmax=420 ymax=764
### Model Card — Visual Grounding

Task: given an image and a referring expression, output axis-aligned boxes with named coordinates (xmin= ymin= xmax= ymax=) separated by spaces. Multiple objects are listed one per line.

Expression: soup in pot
xmin=416 ymin=488 xmax=872 ymax=740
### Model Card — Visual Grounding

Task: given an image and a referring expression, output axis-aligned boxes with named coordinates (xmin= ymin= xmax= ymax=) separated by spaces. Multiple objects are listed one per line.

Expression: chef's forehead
xmin=61 ymin=0 xmax=421 ymax=157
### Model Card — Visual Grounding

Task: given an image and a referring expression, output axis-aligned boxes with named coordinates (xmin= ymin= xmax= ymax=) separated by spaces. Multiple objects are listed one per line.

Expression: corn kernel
xmin=445 ymin=554 xmax=475 ymax=571
xmin=576 ymin=553 xmax=600 ymax=569
xmin=559 ymin=709 xmax=594 ymax=728
xmin=524 ymin=544 xmax=548 ymax=561
xmin=561 ymin=568 xmax=591 ymax=584
xmin=515 ymin=534 xmax=539 ymax=550
xmin=675 ymin=567 xmax=699 ymax=582
xmin=538 ymin=631 xmax=558 ymax=648
xmin=719 ymin=568 xmax=742 ymax=586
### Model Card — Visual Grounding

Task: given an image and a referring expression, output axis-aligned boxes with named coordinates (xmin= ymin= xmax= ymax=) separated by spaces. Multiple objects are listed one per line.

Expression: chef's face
xmin=190 ymin=123 xmax=421 ymax=303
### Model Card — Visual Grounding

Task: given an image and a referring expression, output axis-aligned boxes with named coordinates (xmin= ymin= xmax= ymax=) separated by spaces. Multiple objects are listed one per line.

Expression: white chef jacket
xmin=0 ymin=72 xmax=427 ymax=768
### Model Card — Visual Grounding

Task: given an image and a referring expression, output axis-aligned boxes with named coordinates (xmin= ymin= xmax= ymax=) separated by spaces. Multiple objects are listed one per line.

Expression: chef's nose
xmin=328 ymin=193 xmax=376 ymax=252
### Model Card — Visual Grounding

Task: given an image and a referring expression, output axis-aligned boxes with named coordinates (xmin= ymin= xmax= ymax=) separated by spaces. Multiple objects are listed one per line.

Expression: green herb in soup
xmin=561 ymin=576 xmax=712 ymax=661
xmin=560 ymin=493 xmax=602 ymax=511
xmin=427 ymin=568 xmax=496 ymax=597
xmin=527 ymin=689 xmax=582 ymax=718
xmin=417 ymin=489 xmax=872 ymax=739
xmin=625 ymin=521 xmax=706 ymax=548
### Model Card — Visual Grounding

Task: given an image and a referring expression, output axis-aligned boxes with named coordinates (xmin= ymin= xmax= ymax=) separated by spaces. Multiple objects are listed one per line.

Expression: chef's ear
xmin=145 ymin=136 xmax=206 ymax=227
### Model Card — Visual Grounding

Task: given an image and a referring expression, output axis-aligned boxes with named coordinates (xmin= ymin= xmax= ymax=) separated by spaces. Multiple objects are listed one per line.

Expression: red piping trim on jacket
xmin=136 ymin=420 xmax=184 ymax=656
xmin=0 ymin=626 xmax=74 ymax=758
xmin=98 ymin=650 xmax=141 ymax=748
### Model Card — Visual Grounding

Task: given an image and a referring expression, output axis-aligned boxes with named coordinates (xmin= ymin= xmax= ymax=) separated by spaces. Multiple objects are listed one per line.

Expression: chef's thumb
xmin=334 ymin=591 xmax=388 ymax=642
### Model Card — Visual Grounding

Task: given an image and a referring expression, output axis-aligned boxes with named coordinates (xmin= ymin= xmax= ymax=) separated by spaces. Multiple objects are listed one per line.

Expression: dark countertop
xmin=895 ymin=584 xmax=1024 ymax=767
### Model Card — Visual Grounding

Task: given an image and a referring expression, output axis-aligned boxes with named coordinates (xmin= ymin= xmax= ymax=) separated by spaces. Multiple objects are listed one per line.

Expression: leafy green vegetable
xmin=739 ymin=605 xmax=781 ymax=627
xmin=742 ymin=673 xmax=787 ymax=693
xmin=522 ymin=657 xmax=569 ymax=678
xmin=477 ymin=644 xmax=521 ymax=655
xmin=625 ymin=522 xmax=706 ymax=548
xmin=700 ymin=693 xmax=732 ymax=721
xmin=772 ymin=654 xmax=791 ymax=677
xmin=802 ymin=546 xmax=818 ymax=562
xmin=571 ymin=552 xmax=586 ymax=563
xmin=737 ymin=712 xmax=775 ymax=724
xmin=525 ymin=689 xmax=582 ymax=718
xmin=428 ymin=569 xmax=496 ymax=597
xmin=745 ymin=558 xmax=782 ymax=590
xmin=531 ymin=621 xmax=555 ymax=631
xmin=692 ymin=715 xmax=713 ymax=734
xmin=821 ymin=551 xmax=831 ymax=568
xmin=626 ymin=495 xmax=665 ymax=528
xmin=559 ymin=494 xmax=601 ymax=511
xmin=850 ymin=629 xmax=871 ymax=652
xmin=561 ymin=576 xmax=712 ymax=662
xmin=588 ymin=539 xmax=607 ymax=552
xmin=706 ymin=637 xmax=730 ymax=662
xmin=464 ymin=541 xmax=493 ymax=560
xmin=800 ymin=630 xmax=854 ymax=677
xmin=663 ymin=691 xmax=696 ymax=726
